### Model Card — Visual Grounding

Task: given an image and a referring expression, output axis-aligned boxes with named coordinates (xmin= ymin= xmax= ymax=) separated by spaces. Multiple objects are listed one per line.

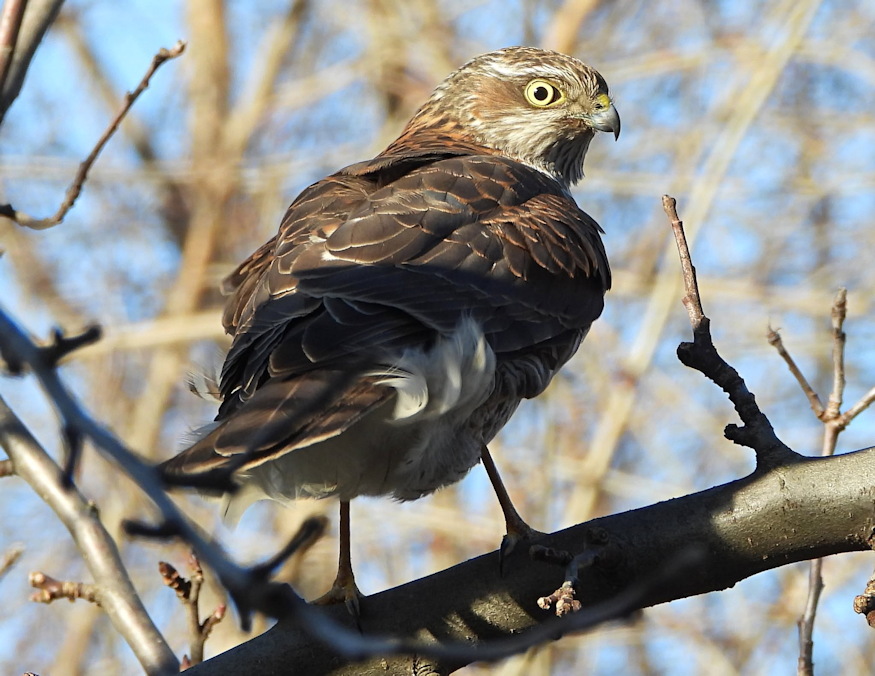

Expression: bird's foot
xmin=312 ymin=576 xmax=363 ymax=624
xmin=498 ymin=519 xmax=546 ymax=576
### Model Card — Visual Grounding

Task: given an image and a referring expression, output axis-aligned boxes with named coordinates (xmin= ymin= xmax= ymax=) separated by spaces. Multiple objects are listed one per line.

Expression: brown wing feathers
xmin=165 ymin=149 xmax=609 ymax=476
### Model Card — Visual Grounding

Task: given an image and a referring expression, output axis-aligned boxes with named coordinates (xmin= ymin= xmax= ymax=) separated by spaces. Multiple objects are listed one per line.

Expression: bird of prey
xmin=162 ymin=46 xmax=619 ymax=612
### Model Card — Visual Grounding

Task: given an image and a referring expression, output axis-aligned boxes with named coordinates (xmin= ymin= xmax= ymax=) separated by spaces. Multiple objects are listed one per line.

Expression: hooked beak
xmin=590 ymin=103 xmax=621 ymax=140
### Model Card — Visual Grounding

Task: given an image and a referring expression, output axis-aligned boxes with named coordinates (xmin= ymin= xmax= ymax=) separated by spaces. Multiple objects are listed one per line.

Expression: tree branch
xmin=662 ymin=195 xmax=801 ymax=468
xmin=0 ymin=0 xmax=27 ymax=96
xmin=0 ymin=39 xmax=185 ymax=229
xmin=0 ymin=542 xmax=23 ymax=580
xmin=185 ymin=447 xmax=875 ymax=675
xmin=0 ymin=0 xmax=64 ymax=125
xmin=0 ymin=396 xmax=178 ymax=675
xmin=767 ymin=327 xmax=824 ymax=417
xmin=30 ymin=571 xmax=101 ymax=605
xmin=159 ymin=555 xmax=227 ymax=666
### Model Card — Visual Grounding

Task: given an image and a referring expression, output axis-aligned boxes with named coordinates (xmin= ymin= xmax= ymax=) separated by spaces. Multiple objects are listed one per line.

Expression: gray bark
xmin=187 ymin=447 xmax=875 ymax=675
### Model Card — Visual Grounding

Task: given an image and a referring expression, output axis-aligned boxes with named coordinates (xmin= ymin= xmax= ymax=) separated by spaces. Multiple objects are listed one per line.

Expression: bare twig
xmin=840 ymin=385 xmax=875 ymax=422
xmin=798 ymin=558 xmax=825 ymax=676
xmin=537 ymin=580 xmax=582 ymax=616
xmin=159 ymin=560 xmax=193 ymax=601
xmin=1 ymin=325 xmax=101 ymax=374
xmin=533 ymin=528 xmax=622 ymax=618
xmin=0 ymin=40 xmax=186 ymax=230
xmin=0 ymin=543 xmax=23 ymax=580
xmin=769 ymin=288 xmax=875 ymax=674
xmin=0 ymin=457 xmax=13 ymax=477
xmin=159 ymin=554 xmax=227 ymax=666
xmin=788 ymin=288 xmax=867 ymax=676
xmin=43 ymin=326 xmax=103 ymax=366
xmin=193 ymin=604 xmax=227 ymax=665
xmin=767 ymin=328 xmax=824 ymax=416
xmin=662 ymin=195 xmax=800 ymax=468
xmin=826 ymin=288 xmax=847 ymax=422
xmin=30 ymin=571 xmax=101 ymax=605
xmin=663 ymin=195 xmax=704 ymax=329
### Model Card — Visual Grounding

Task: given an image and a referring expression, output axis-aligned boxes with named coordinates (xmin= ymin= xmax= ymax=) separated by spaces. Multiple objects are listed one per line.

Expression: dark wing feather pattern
xmin=163 ymin=150 xmax=609 ymax=476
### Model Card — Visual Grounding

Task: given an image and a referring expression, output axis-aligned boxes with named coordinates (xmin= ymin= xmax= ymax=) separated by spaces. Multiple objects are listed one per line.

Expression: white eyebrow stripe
xmin=483 ymin=61 xmax=574 ymax=81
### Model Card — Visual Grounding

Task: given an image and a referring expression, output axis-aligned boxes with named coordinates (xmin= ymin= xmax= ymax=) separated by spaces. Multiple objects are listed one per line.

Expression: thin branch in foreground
xmin=45 ymin=325 xmax=103 ymax=366
xmin=274 ymin=544 xmax=707 ymax=666
xmin=661 ymin=195 xmax=800 ymax=468
xmin=157 ymin=466 xmax=239 ymax=493
xmin=0 ymin=325 xmax=102 ymax=375
xmin=29 ymin=571 xmax=101 ymax=605
xmin=0 ymin=302 xmax=712 ymax=670
xmin=122 ymin=519 xmax=185 ymax=540
xmin=0 ymin=40 xmax=186 ymax=230
xmin=0 ymin=393 xmax=178 ymax=674
xmin=250 ymin=515 xmax=328 ymax=580
xmin=61 ymin=423 xmax=83 ymax=486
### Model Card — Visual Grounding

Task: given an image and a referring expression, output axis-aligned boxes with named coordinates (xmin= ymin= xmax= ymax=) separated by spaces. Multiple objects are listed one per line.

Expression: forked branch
xmin=662 ymin=195 xmax=800 ymax=469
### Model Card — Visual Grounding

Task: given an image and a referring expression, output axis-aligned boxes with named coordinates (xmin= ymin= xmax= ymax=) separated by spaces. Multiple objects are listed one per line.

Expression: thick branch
xmin=187 ymin=448 xmax=875 ymax=675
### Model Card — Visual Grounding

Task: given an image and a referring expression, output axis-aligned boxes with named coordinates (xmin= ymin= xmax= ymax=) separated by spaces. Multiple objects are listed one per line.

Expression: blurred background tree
xmin=1 ymin=0 xmax=874 ymax=673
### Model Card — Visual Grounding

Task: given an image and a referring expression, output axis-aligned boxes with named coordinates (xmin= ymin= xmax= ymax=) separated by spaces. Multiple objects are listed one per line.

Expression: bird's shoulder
xmin=216 ymin=149 xmax=609 ymax=404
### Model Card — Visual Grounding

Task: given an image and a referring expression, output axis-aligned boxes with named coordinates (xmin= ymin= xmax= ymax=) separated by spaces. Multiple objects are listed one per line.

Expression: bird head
xmin=403 ymin=46 xmax=619 ymax=187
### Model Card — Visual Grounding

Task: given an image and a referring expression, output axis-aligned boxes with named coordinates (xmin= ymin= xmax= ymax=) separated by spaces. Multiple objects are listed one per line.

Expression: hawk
xmin=163 ymin=46 xmax=619 ymax=612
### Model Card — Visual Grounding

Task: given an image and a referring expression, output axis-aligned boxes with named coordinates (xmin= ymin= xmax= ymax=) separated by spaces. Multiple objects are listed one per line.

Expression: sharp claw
xmin=312 ymin=581 xmax=364 ymax=629
xmin=498 ymin=526 xmax=546 ymax=576
xmin=498 ymin=534 xmax=514 ymax=577
xmin=345 ymin=593 xmax=362 ymax=631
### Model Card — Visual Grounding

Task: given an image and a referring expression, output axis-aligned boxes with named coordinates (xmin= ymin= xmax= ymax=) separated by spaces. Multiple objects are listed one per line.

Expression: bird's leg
xmin=312 ymin=500 xmax=363 ymax=619
xmin=481 ymin=444 xmax=545 ymax=572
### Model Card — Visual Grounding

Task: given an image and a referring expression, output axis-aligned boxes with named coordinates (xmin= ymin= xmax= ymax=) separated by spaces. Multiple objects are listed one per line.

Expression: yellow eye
xmin=524 ymin=79 xmax=565 ymax=107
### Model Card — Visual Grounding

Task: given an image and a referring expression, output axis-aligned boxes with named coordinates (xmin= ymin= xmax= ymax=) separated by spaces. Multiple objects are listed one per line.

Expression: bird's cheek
xmin=565 ymin=115 xmax=593 ymax=132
